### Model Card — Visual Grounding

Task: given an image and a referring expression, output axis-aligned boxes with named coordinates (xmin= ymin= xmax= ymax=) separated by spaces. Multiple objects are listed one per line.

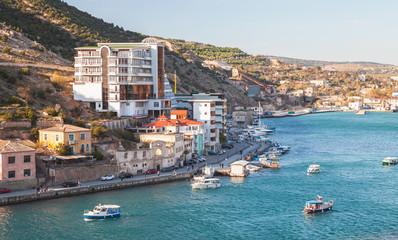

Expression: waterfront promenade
xmin=0 ymin=140 xmax=265 ymax=206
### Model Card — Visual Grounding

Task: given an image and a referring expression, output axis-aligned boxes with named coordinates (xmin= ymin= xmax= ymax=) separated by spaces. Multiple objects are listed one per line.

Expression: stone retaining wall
xmin=0 ymin=121 xmax=31 ymax=128
xmin=0 ymin=171 xmax=194 ymax=206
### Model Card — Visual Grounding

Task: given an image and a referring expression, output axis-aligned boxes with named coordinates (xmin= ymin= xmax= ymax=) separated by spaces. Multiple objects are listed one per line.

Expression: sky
xmin=64 ymin=0 xmax=398 ymax=65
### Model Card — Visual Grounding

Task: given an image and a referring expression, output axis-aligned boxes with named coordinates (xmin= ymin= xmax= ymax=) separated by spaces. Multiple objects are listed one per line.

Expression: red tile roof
xmin=143 ymin=117 xmax=204 ymax=128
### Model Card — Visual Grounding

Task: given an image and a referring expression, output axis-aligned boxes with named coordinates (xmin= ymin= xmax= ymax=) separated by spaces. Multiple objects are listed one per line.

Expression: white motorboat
xmin=84 ymin=204 xmax=121 ymax=220
xmin=191 ymin=178 xmax=221 ymax=189
xmin=194 ymin=166 xmax=215 ymax=181
xmin=382 ymin=157 xmax=398 ymax=166
xmin=246 ymin=164 xmax=261 ymax=173
xmin=307 ymin=165 xmax=320 ymax=174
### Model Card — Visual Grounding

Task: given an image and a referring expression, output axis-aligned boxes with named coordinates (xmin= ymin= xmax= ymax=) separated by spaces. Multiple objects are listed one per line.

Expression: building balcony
xmin=69 ymin=140 xmax=79 ymax=145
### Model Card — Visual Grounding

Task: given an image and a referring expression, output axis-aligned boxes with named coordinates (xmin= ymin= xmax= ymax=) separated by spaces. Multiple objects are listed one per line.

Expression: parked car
xmin=119 ymin=172 xmax=133 ymax=179
xmin=161 ymin=166 xmax=176 ymax=172
xmin=222 ymin=143 xmax=233 ymax=149
xmin=100 ymin=174 xmax=115 ymax=181
xmin=208 ymin=151 xmax=217 ymax=155
xmin=145 ymin=169 xmax=157 ymax=174
xmin=236 ymin=139 xmax=242 ymax=143
xmin=197 ymin=157 xmax=206 ymax=162
xmin=218 ymin=149 xmax=225 ymax=155
xmin=62 ymin=181 xmax=78 ymax=187
xmin=0 ymin=188 xmax=11 ymax=193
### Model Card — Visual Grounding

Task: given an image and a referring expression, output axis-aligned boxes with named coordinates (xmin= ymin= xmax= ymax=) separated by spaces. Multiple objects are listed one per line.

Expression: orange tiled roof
xmin=143 ymin=117 xmax=204 ymax=128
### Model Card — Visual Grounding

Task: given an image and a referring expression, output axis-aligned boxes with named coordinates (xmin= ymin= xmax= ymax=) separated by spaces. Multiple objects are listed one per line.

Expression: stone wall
xmin=50 ymin=162 xmax=117 ymax=185
xmin=36 ymin=118 xmax=63 ymax=129
xmin=0 ymin=130 xmax=30 ymax=139
xmin=0 ymin=121 xmax=31 ymax=128
xmin=0 ymin=171 xmax=194 ymax=206
xmin=101 ymin=119 xmax=131 ymax=130
xmin=0 ymin=178 xmax=37 ymax=191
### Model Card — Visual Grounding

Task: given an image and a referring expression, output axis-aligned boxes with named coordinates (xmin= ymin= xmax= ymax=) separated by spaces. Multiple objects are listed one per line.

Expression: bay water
xmin=1 ymin=112 xmax=398 ymax=239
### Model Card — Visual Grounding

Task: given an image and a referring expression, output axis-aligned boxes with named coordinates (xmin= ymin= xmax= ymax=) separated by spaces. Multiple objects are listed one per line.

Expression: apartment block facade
xmin=72 ymin=38 xmax=171 ymax=118
xmin=175 ymin=93 xmax=227 ymax=151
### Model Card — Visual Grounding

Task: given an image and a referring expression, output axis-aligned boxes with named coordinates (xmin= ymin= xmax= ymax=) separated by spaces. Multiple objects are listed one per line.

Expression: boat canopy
xmin=306 ymin=200 xmax=322 ymax=204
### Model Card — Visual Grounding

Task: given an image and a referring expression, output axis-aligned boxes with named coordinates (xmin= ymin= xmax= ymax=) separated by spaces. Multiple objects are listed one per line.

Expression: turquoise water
xmin=1 ymin=112 xmax=398 ymax=239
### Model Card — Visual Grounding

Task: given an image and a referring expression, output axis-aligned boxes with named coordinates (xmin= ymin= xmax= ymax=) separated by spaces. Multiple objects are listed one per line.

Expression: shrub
xmin=91 ymin=151 xmax=104 ymax=160
xmin=1 ymin=34 xmax=8 ymax=42
xmin=72 ymin=118 xmax=85 ymax=128
xmin=2 ymin=46 xmax=11 ymax=54
xmin=19 ymin=51 xmax=26 ymax=56
xmin=29 ymin=45 xmax=37 ymax=50
xmin=36 ymin=89 xmax=46 ymax=99
xmin=55 ymin=143 xmax=73 ymax=156
xmin=6 ymin=75 xmax=16 ymax=84
xmin=44 ymin=106 xmax=57 ymax=116
xmin=91 ymin=125 xmax=109 ymax=140
xmin=20 ymin=67 xmax=30 ymax=75
xmin=38 ymin=45 xmax=44 ymax=52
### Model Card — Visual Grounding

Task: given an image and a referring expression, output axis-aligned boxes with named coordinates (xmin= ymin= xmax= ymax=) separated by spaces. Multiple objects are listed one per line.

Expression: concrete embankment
xmin=0 ymin=171 xmax=194 ymax=206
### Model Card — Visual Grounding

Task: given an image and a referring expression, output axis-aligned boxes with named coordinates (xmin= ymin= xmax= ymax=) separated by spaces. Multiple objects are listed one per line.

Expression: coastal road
xmin=0 ymin=140 xmax=264 ymax=200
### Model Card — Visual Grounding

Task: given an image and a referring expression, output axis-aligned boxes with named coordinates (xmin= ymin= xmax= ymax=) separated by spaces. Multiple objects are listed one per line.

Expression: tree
xmin=91 ymin=125 xmax=109 ymax=140
xmin=183 ymin=149 xmax=190 ymax=161
xmin=55 ymin=143 xmax=73 ymax=156
xmin=219 ymin=133 xmax=227 ymax=144
xmin=30 ymin=127 xmax=39 ymax=142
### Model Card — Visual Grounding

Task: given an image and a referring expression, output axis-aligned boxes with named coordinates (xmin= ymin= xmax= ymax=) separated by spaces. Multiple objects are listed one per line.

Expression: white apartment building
xmin=175 ymin=93 xmax=227 ymax=151
xmin=72 ymin=38 xmax=172 ymax=118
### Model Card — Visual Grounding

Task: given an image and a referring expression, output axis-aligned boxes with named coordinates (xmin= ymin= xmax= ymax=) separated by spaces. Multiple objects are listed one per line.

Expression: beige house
xmin=39 ymin=124 xmax=92 ymax=154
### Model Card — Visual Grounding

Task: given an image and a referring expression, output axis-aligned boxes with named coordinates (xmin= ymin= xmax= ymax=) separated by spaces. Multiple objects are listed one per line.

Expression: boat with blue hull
xmin=303 ymin=196 xmax=333 ymax=214
xmin=84 ymin=204 xmax=121 ymax=220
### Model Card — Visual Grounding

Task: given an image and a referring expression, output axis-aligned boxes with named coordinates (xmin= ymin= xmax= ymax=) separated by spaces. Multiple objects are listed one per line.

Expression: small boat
xmin=259 ymin=156 xmax=280 ymax=169
xmin=307 ymin=165 xmax=320 ymax=174
xmin=303 ymin=196 xmax=333 ymax=214
xmin=84 ymin=204 xmax=121 ymax=220
xmin=355 ymin=110 xmax=366 ymax=115
xmin=191 ymin=178 xmax=221 ymax=189
xmin=382 ymin=157 xmax=398 ymax=166
xmin=246 ymin=164 xmax=261 ymax=173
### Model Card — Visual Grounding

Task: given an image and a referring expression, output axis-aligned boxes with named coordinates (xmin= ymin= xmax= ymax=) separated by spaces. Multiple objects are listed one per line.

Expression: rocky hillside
xmin=0 ymin=0 xmax=255 ymax=111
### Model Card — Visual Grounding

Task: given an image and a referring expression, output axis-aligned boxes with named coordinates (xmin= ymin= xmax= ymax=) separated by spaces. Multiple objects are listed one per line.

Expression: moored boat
xmin=303 ymin=196 xmax=333 ymax=214
xmin=84 ymin=204 xmax=121 ymax=220
xmin=191 ymin=178 xmax=221 ymax=189
xmin=307 ymin=165 xmax=320 ymax=174
xmin=382 ymin=157 xmax=398 ymax=166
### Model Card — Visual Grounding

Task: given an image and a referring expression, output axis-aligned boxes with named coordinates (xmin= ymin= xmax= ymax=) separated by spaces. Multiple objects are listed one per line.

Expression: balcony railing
xmin=69 ymin=140 xmax=79 ymax=145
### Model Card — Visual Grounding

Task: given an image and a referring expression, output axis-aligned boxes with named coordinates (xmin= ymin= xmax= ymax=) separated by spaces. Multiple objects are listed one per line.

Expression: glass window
xmin=80 ymin=133 xmax=86 ymax=140
xmin=80 ymin=144 xmax=85 ymax=153
xmin=86 ymin=144 xmax=89 ymax=152
xmin=56 ymin=135 xmax=59 ymax=141
xmin=134 ymin=152 xmax=137 ymax=158
xmin=44 ymin=134 xmax=47 ymax=141
xmin=124 ymin=153 xmax=128 ymax=159
xmin=69 ymin=134 xmax=74 ymax=141
xmin=143 ymin=151 xmax=146 ymax=157
xmin=8 ymin=156 xmax=15 ymax=164
xmin=24 ymin=155 xmax=31 ymax=163
xmin=70 ymin=146 xmax=74 ymax=154
xmin=154 ymin=102 xmax=159 ymax=107
xmin=24 ymin=169 xmax=31 ymax=177
xmin=8 ymin=171 xmax=15 ymax=178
